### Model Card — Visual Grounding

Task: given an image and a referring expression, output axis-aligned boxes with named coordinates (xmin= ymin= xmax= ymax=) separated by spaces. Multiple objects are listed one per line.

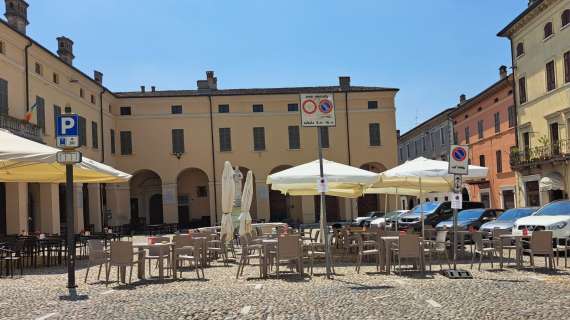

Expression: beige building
xmin=498 ymin=0 xmax=570 ymax=207
xmin=0 ymin=0 xmax=399 ymax=235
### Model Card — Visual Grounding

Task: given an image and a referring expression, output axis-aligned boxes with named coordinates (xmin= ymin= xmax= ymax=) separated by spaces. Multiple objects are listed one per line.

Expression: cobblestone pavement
xmin=1 ymin=248 xmax=570 ymax=319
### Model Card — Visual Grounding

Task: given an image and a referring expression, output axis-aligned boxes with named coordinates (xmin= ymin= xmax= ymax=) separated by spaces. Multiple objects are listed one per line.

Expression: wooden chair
xmin=84 ymin=240 xmax=108 ymax=283
xmin=105 ymin=241 xmax=137 ymax=286
xmin=471 ymin=232 xmax=501 ymax=271
xmin=307 ymin=235 xmax=335 ymax=275
xmin=424 ymin=230 xmax=451 ymax=271
xmin=275 ymin=235 xmax=303 ymax=277
xmin=176 ymin=237 xmax=204 ymax=279
xmin=391 ymin=234 xmax=423 ymax=275
xmin=144 ymin=236 xmax=171 ymax=278
xmin=236 ymin=234 xmax=264 ymax=279
xmin=355 ymin=235 xmax=380 ymax=274
xmin=523 ymin=231 xmax=555 ymax=271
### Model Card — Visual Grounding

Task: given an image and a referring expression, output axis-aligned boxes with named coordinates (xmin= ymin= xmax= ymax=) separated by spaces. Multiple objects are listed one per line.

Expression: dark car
xmin=435 ymin=208 xmax=505 ymax=231
xmin=479 ymin=207 xmax=538 ymax=237
xmin=398 ymin=201 xmax=485 ymax=231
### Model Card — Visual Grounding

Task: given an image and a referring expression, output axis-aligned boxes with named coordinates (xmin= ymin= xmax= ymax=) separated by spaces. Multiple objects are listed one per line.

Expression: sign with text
xmin=56 ymin=151 xmax=82 ymax=164
xmin=451 ymin=193 xmax=463 ymax=209
xmin=56 ymin=114 xmax=79 ymax=149
xmin=317 ymin=176 xmax=329 ymax=193
xmin=300 ymin=93 xmax=336 ymax=127
xmin=448 ymin=145 xmax=469 ymax=175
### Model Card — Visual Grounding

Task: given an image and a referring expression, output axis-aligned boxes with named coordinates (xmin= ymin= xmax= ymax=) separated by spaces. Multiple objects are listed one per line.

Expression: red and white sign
xmin=300 ymin=93 xmax=336 ymax=127
xmin=448 ymin=145 xmax=469 ymax=175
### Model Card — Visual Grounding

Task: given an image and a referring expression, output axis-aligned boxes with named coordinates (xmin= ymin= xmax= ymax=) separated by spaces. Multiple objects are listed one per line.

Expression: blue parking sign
xmin=56 ymin=114 xmax=79 ymax=148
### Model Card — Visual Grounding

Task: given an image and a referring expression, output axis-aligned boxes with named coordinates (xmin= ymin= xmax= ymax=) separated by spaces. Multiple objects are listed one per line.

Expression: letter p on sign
xmin=61 ymin=118 xmax=75 ymax=134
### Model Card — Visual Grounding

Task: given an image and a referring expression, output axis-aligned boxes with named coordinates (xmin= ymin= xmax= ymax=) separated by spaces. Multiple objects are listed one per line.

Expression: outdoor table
xmin=499 ymin=234 xmax=529 ymax=268
xmin=261 ymin=239 xmax=277 ymax=278
xmin=133 ymin=242 xmax=174 ymax=281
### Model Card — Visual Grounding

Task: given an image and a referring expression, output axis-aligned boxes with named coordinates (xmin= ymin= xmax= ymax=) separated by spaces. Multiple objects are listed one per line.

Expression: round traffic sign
xmin=451 ymin=146 xmax=467 ymax=162
xmin=302 ymin=99 xmax=317 ymax=114
xmin=318 ymin=99 xmax=334 ymax=114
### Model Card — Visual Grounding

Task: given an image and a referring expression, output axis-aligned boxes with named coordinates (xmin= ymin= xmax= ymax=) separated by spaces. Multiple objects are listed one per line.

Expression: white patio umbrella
xmin=220 ymin=161 xmax=235 ymax=242
xmin=239 ymin=170 xmax=254 ymax=236
xmin=266 ymin=159 xmax=379 ymax=197
xmin=0 ymin=129 xmax=131 ymax=183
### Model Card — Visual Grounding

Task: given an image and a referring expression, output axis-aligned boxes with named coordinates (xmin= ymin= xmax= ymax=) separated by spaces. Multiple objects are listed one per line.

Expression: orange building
xmin=451 ymin=67 xmax=517 ymax=209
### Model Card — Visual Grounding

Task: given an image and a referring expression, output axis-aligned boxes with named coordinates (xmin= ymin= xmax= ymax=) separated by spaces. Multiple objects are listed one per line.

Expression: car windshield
xmin=457 ymin=209 xmax=485 ymax=221
xmin=497 ymin=208 xmax=535 ymax=221
xmin=534 ymin=202 xmax=570 ymax=216
xmin=385 ymin=211 xmax=402 ymax=218
xmin=409 ymin=202 xmax=439 ymax=215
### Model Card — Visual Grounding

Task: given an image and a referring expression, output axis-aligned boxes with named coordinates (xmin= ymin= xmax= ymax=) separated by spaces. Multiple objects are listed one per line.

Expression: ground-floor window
xmin=502 ymin=189 xmax=515 ymax=209
xmin=480 ymin=192 xmax=490 ymax=208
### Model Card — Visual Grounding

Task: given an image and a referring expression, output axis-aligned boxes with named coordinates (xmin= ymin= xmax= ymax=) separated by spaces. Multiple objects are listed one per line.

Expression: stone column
xmin=208 ymin=181 xmax=218 ymax=226
xmin=301 ymin=196 xmax=315 ymax=224
xmin=162 ymin=182 xmax=178 ymax=224
xmin=73 ymin=184 xmax=84 ymax=233
xmin=342 ymin=198 xmax=353 ymax=221
xmin=39 ymin=183 xmax=60 ymax=234
xmin=88 ymin=184 xmax=102 ymax=232
xmin=255 ymin=181 xmax=270 ymax=222
xmin=5 ymin=182 xmax=28 ymax=235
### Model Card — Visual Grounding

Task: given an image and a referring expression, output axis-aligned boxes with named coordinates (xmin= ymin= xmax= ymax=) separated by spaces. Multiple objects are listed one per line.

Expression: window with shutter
xmin=478 ymin=120 xmax=484 ymax=139
xmin=496 ymin=150 xmax=503 ymax=173
xmin=0 ymin=78 xmax=7 ymax=115
xmin=516 ymin=43 xmax=524 ymax=57
xmin=288 ymin=126 xmax=300 ymax=149
xmin=544 ymin=22 xmax=553 ymax=38
xmin=508 ymin=106 xmax=515 ymax=128
xmin=219 ymin=128 xmax=231 ymax=152
xmin=218 ymin=104 xmax=229 ymax=113
xmin=319 ymin=127 xmax=329 ymax=148
xmin=369 ymin=123 xmax=381 ymax=146
xmin=120 ymin=106 xmax=131 ymax=116
xmin=36 ymin=96 xmax=45 ymax=133
xmin=53 ymin=105 xmax=61 ymax=135
xmin=287 ymin=104 xmax=299 ymax=112
xmin=253 ymin=127 xmax=266 ymax=151
xmin=563 ymin=9 xmax=570 ymax=27
xmin=494 ymin=112 xmax=500 ymax=133
xmin=564 ymin=51 xmax=570 ymax=84
xmin=110 ymin=129 xmax=116 ymax=154
xmin=171 ymin=105 xmax=182 ymax=114
xmin=479 ymin=155 xmax=486 ymax=167
xmin=171 ymin=129 xmax=185 ymax=154
xmin=519 ymin=77 xmax=527 ymax=104
xmin=120 ymin=131 xmax=132 ymax=155
xmin=91 ymin=121 xmax=98 ymax=148
xmin=367 ymin=101 xmax=378 ymax=109
xmin=78 ymin=116 xmax=86 ymax=146
xmin=252 ymin=104 xmax=264 ymax=112
xmin=465 ymin=127 xmax=470 ymax=144
xmin=546 ymin=61 xmax=556 ymax=91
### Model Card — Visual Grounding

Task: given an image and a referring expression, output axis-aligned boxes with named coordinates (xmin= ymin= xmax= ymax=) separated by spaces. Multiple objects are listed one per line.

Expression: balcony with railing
xmin=0 ymin=113 xmax=43 ymax=142
xmin=510 ymin=139 xmax=570 ymax=168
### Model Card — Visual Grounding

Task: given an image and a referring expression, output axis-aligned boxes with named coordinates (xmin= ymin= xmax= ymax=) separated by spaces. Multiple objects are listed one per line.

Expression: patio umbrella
xmin=220 ymin=161 xmax=235 ymax=242
xmin=266 ymin=159 xmax=379 ymax=197
xmin=239 ymin=170 xmax=253 ymax=236
xmin=0 ymin=129 xmax=131 ymax=183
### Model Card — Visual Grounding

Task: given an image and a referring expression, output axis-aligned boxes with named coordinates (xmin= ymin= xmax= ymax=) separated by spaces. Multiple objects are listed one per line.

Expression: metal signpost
xmin=56 ymin=114 xmax=82 ymax=289
xmin=300 ymin=93 xmax=335 ymax=279
xmin=448 ymin=145 xmax=469 ymax=274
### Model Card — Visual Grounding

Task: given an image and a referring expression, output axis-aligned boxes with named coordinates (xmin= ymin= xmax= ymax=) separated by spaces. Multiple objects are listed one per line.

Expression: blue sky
xmin=25 ymin=0 xmax=526 ymax=133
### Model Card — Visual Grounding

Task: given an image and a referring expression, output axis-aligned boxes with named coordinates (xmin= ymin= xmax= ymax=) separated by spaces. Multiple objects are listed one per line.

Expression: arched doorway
xmin=130 ymin=170 xmax=163 ymax=227
xmin=0 ymin=183 xmax=6 ymax=236
xmin=358 ymin=162 xmax=386 ymax=216
xmin=268 ymin=165 xmax=303 ymax=223
xmin=314 ymin=196 xmax=340 ymax=222
xmin=177 ymin=168 xmax=211 ymax=228
xmin=462 ymin=188 xmax=470 ymax=202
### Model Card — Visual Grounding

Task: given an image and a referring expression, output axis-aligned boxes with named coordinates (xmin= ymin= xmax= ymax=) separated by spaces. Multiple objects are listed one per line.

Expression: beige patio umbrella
xmin=239 ymin=170 xmax=254 ymax=236
xmin=220 ymin=161 xmax=235 ymax=242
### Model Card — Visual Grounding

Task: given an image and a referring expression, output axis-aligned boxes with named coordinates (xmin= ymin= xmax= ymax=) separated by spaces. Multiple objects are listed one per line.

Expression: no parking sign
xmin=300 ymin=93 xmax=336 ymax=127
xmin=448 ymin=145 xmax=469 ymax=175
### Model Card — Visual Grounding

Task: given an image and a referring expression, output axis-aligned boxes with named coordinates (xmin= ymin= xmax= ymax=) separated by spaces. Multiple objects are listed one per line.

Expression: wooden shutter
xmin=91 ymin=121 xmax=98 ymax=148
xmin=369 ymin=123 xmax=380 ymax=146
xmin=53 ymin=105 xmax=61 ymax=135
xmin=78 ymin=116 xmax=87 ymax=146
xmin=171 ymin=129 xmax=185 ymax=154
xmin=288 ymin=126 xmax=300 ymax=149
xmin=519 ymin=77 xmax=527 ymax=104
xmin=564 ymin=51 xmax=570 ymax=84
xmin=36 ymin=96 xmax=45 ymax=133
xmin=120 ymin=131 xmax=132 ymax=155
xmin=0 ymin=78 xmax=7 ymax=115
xmin=253 ymin=127 xmax=265 ymax=151
xmin=110 ymin=129 xmax=115 ymax=154
xmin=546 ymin=61 xmax=556 ymax=91
xmin=219 ymin=128 xmax=231 ymax=152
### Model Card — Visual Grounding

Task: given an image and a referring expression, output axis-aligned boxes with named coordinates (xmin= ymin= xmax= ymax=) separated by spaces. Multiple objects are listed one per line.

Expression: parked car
xmin=353 ymin=211 xmax=384 ymax=226
xmin=435 ymin=208 xmax=504 ymax=231
xmin=398 ymin=201 xmax=484 ymax=231
xmin=513 ymin=200 xmax=570 ymax=238
xmin=480 ymin=207 xmax=537 ymax=237
xmin=369 ymin=210 xmax=409 ymax=228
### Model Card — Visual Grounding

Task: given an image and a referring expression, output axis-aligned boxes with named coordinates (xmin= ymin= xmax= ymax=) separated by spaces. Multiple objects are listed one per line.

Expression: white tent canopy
xmin=0 ymin=129 xmax=131 ymax=183
xmin=367 ymin=157 xmax=488 ymax=193
xmin=266 ymin=159 xmax=379 ymax=198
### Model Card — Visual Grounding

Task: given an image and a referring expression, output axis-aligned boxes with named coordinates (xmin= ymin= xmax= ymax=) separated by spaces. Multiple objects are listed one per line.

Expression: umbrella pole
xmin=317 ymin=128 xmax=332 ymax=279
xmin=420 ymin=178 xmax=424 ymax=240
xmin=395 ymin=189 xmax=399 ymax=230
xmin=384 ymin=193 xmax=388 ymax=214
xmin=65 ymin=164 xmax=76 ymax=289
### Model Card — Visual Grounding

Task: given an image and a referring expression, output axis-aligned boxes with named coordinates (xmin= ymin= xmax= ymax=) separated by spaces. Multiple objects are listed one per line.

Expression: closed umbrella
xmin=0 ymin=129 xmax=131 ymax=183
xmin=239 ymin=171 xmax=253 ymax=236
xmin=220 ymin=161 xmax=235 ymax=242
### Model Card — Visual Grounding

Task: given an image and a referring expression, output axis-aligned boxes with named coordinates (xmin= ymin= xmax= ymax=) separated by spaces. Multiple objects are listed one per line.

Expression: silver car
xmin=480 ymin=207 xmax=537 ymax=237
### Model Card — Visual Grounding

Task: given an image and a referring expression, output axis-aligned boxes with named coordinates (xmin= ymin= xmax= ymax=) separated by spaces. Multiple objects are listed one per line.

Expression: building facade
xmin=451 ymin=67 xmax=517 ymax=209
xmin=0 ymin=1 xmax=399 ymax=235
xmin=498 ymin=0 xmax=570 ymax=207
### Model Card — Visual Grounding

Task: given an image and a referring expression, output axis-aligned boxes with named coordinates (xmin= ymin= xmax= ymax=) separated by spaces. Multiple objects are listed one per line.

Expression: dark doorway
xmin=177 ymin=195 xmax=190 ymax=229
xmin=59 ymin=184 xmax=66 ymax=223
xmin=149 ymin=194 xmax=164 ymax=225
xmin=502 ymin=190 xmax=515 ymax=209
xmin=462 ymin=188 xmax=470 ymax=201
xmin=358 ymin=194 xmax=378 ymax=216
xmin=0 ymin=183 xmax=5 ymax=235
xmin=525 ymin=181 xmax=540 ymax=206
xmin=314 ymin=196 xmax=340 ymax=222
xmin=28 ymin=192 xmax=35 ymax=232
xmin=549 ymin=190 xmax=564 ymax=202
xmin=481 ymin=193 xmax=490 ymax=208
xmin=270 ymin=190 xmax=288 ymax=222
xmin=82 ymin=184 xmax=90 ymax=230
xmin=130 ymin=198 xmax=139 ymax=226
xmin=550 ymin=122 xmax=560 ymax=155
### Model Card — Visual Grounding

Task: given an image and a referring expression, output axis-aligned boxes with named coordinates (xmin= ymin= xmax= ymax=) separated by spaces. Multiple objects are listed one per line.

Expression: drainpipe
xmin=208 ymin=95 xmax=218 ymax=225
xmin=344 ymin=89 xmax=354 ymax=219
xmin=508 ymin=36 xmax=521 ymax=207
xmin=24 ymin=40 xmax=32 ymax=111
xmin=99 ymin=88 xmax=106 ymax=230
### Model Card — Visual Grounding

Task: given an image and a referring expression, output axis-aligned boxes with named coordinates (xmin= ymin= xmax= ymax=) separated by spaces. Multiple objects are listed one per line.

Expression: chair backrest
xmin=154 ymin=236 xmax=170 ymax=244
xmin=398 ymin=234 xmax=420 ymax=258
xmin=173 ymin=235 xmax=193 ymax=250
xmin=492 ymin=228 xmax=510 ymax=239
xmin=278 ymin=235 xmax=300 ymax=260
xmin=531 ymin=231 xmax=553 ymax=254
xmin=435 ymin=231 xmax=448 ymax=243
xmin=110 ymin=241 xmax=134 ymax=265
xmin=471 ymin=232 xmax=485 ymax=251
